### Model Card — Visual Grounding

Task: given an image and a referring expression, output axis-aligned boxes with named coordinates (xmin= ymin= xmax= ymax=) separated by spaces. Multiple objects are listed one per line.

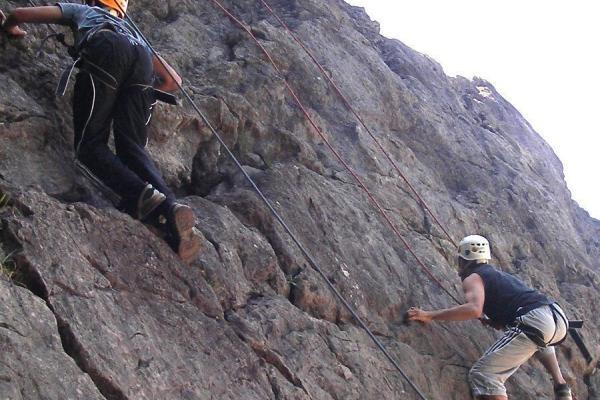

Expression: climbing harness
xmin=20 ymin=0 xmax=121 ymax=205
xmin=57 ymin=55 xmax=118 ymax=96
xmin=27 ymin=0 xmax=177 ymax=206
xmin=508 ymin=303 xmax=570 ymax=348
xmin=547 ymin=303 xmax=570 ymax=346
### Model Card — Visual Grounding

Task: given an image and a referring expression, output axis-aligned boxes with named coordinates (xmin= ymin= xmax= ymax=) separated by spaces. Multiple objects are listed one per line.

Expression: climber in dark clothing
xmin=408 ymin=235 xmax=572 ymax=400
xmin=1 ymin=0 xmax=201 ymax=263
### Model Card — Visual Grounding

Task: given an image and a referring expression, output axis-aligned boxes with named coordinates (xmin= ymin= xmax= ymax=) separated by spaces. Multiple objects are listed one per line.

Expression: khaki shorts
xmin=469 ymin=304 xmax=568 ymax=397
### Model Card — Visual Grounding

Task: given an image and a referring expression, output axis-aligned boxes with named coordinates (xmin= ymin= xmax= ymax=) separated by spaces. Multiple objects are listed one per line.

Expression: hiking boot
xmin=136 ymin=184 xmax=166 ymax=221
xmin=166 ymin=203 xmax=201 ymax=264
xmin=554 ymin=383 xmax=572 ymax=400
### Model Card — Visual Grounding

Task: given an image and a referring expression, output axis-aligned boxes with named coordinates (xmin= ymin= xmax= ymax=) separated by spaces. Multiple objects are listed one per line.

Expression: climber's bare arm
xmin=1 ymin=6 xmax=63 ymax=37
xmin=408 ymin=273 xmax=485 ymax=323
xmin=152 ymin=54 xmax=182 ymax=93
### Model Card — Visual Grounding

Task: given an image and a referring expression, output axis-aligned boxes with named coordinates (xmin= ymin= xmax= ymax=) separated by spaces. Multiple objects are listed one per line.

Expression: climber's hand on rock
xmin=5 ymin=24 xmax=27 ymax=37
xmin=407 ymin=307 xmax=432 ymax=324
xmin=1 ymin=10 xmax=28 ymax=37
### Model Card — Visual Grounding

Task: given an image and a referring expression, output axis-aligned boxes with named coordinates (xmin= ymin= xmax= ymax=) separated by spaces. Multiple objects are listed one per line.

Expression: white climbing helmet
xmin=458 ymin=235 xmax=491 ymax=261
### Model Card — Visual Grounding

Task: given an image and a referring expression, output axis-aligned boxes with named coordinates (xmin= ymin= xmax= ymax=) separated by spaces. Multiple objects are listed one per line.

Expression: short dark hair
xmin=458 ymin=257 xmax=477 ymax=280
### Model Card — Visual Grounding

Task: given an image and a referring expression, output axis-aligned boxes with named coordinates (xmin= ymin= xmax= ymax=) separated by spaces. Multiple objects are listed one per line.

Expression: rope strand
xmin=209 ymin=0 xmax=461 ymax=305
xmin=116 ymin=3 xmax=430 ymax=399
xmin=256 ymin=0 xmax=455 ymax=245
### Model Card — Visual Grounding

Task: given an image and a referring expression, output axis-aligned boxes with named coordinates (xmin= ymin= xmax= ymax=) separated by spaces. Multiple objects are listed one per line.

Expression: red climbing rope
xmin=117 ymin=4 xmax=431 ymax=398
xmin=210 ymin=0 xmax=461 ymax=305
xmin=256 ymin=0 xmax=456 ymax=246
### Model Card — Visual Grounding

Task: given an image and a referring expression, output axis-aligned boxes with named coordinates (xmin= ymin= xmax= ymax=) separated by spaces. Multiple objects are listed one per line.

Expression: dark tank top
xmin=464 ymin=264 xmax=552 ymax=326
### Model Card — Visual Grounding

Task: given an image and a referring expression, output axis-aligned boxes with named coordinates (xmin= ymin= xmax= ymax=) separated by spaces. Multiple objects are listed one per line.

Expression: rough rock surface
xmin=0 ymin=0 xmax=598 ymax=399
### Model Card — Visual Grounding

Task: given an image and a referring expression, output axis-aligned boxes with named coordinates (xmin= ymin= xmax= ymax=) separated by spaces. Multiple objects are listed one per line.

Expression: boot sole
xmin=172 ymin=205 xmax=201 ymax=264
xmin=178 ymin=229 xmax=202 ymax=265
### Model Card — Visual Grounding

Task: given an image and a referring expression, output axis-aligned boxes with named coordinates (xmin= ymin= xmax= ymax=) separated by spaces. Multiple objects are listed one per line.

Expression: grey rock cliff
xmin=0 ymin=0 xmax=598 ymax=399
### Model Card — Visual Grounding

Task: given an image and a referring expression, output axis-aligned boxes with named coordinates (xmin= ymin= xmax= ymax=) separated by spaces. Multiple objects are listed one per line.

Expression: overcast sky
xmin=345 ymin=0 xmax=599 ymax=219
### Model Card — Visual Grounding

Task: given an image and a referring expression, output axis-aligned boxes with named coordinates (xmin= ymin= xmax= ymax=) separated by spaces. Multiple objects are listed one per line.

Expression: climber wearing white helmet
xmin=408 ymin=235 xmax=572 ymax=400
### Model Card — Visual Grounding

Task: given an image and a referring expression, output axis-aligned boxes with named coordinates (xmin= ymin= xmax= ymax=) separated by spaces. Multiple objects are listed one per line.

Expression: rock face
xmin=0 ymin=0 xmax=599 ymax=399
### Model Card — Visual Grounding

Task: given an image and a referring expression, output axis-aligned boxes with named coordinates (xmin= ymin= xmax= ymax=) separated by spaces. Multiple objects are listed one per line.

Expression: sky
xmin=345 ymin=0 xmax=600 ymax=219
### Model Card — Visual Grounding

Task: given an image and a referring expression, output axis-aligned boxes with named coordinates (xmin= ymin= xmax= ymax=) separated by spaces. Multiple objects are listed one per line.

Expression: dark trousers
xmin=72 ymin=30 xmax=175 ymax=216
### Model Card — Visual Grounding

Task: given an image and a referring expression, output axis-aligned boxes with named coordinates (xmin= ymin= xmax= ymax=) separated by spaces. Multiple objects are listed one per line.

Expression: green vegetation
xmin=0 ymin=189 xmax=15 ymax=278
xmin=286 ymin=274 xmax=298 ymax=287
xmin=0 ymin=192 xmax=8 ymax=209
xmin=0 ymin=248 xmax=17 ymax=280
